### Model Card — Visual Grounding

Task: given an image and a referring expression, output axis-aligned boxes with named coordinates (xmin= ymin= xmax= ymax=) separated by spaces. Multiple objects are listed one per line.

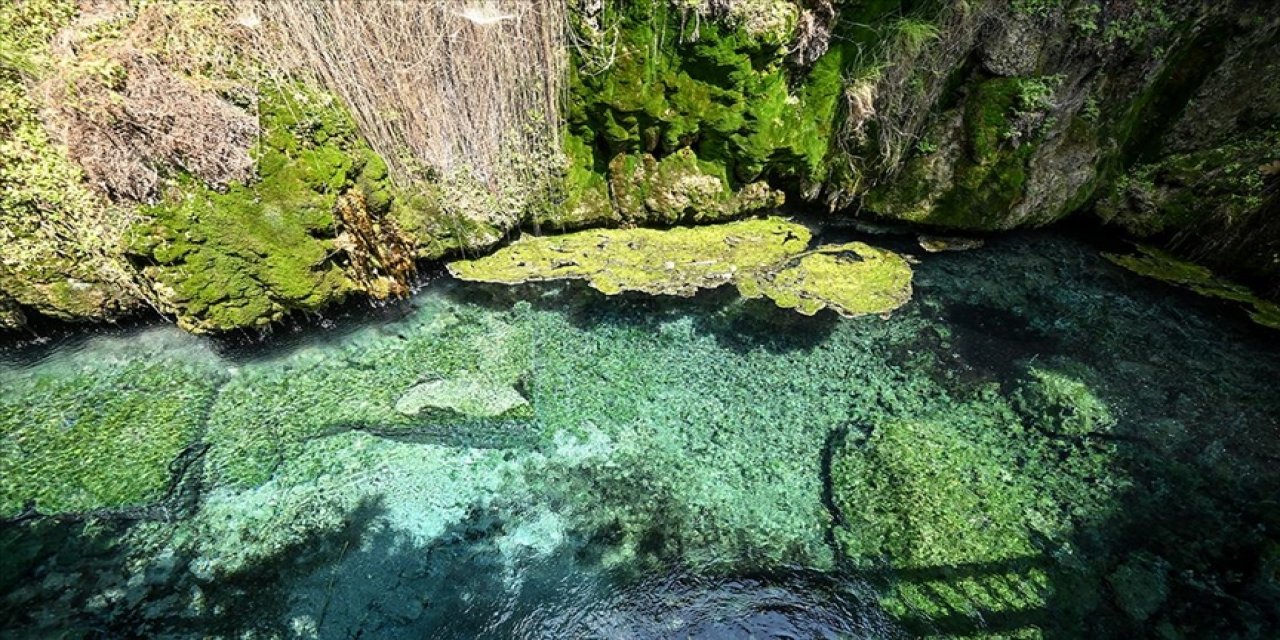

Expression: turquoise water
xmin=2 ymin=231 xmax=1279 ymax=638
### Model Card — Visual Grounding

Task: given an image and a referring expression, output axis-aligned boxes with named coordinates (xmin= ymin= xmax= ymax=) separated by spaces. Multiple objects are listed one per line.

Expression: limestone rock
xmin=395 ymin=378 xmax=529 ymax=418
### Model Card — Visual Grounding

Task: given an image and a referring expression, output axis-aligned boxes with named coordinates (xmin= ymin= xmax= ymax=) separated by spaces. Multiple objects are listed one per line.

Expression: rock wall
xmin=1 ymin=0 xmax=1277 ymax=332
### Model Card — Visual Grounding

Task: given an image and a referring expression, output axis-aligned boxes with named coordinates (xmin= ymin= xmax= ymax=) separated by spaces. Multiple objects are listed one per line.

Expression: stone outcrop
xmin=2 ymin=0 xmax=1277 ymax=332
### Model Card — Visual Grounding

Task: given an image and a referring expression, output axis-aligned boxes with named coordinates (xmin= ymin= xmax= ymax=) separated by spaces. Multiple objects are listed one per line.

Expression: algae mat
xmin=448 ymin=217 xmax=914 ymax=317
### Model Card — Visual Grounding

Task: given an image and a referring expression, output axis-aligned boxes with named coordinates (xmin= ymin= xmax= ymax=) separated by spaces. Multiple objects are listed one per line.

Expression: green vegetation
xmin=126 ymin=84 xmax=388 ymax=333
xmin=1106 ymin=245 xmax=1280 ymax=329
xmin=0 ymin=0 xmax=139 ymax=323
xmin=0 ymin=331 xmax=226 ymax=518
xmin=202 ymin=300 xmax=533 ymax=488
xmin=1013 ymin=0 xmax=1178 ymax=45
xmin=448 ymin=217 xmax=812 ymax=295
xmin=736 ymin=242 xmax=913 ymax=317
xmin=830 ymin=383 xmax=1120 ymax=633
xmin=607 ymin=149 xmax=784 ymax=224
xmin=449 ymin=218 xmax=914 ymax=318
xmin=1015 ymin=362 xmax=1116 ymax=437
xmin=562 ymin=0 xmax=898 ymax=223
xmin=1098 ymin=126 xmax=1280 ymax=237
xmin=865 ymin=75 xmax=1064 ymax=230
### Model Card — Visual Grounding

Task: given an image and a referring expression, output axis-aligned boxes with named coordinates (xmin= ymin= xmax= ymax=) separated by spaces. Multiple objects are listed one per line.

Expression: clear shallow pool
xmin=2 ymin=231 xmax=1278 ymax=638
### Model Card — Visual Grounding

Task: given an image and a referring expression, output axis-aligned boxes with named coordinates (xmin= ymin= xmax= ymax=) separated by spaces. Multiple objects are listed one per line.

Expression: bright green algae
xmin=1 ymin=232 xmax=1279 ymax=637
xmin=448 ymin=218 xmax=914 ymax=317
xmin=1105 ymin=244 xmax=1280 ymax=330
xmin=125 ymin=84 xmax=372 ymax=333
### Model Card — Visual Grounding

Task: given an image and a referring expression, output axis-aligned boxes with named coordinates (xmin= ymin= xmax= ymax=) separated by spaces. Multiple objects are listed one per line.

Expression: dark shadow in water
xmin=268 ymin=506 xmax=906 ymax=640
xmin=448 ymin=278 xmax=842 ymax=356
xmin=0 ymin=498 xmax=381 ymax=638
xmin=879 ymin=232 xmax=1280 ymax=638
xmin=0 ymin=316 xmax=165 ymax=368
xmin=1 ymin=494 xmax=906 ymax=639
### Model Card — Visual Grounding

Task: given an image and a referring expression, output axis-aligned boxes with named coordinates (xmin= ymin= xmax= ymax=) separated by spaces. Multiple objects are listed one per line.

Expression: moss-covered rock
xmin=449 ymin=217 xmax=914 ymax=318
xmin=202 ymin=300 xmax=533 ymax=488
xmin=865 ymin=76 xmax=1063 ymax=230
xmin=1099 ymin=127 xmax=1280 ymax=238
xmin=736 ymin=242 xmax=913 ymax=317
xmin=1106 ymin=245 xmax=1280 ymax=330
xmin=1014 ymin=361 xmax=1116 ymax=437
xmin=556 ymin=0 xmax=880 ymax=226
xmin=126 ymin=84 xmax=386 ymax=333
xmin=448 ymin=217 xmax=812 ymax=296
xmin=0 ymin=0 xmax=141 ymax=323
xmin=608 ymin=149 xmax=784 ymax=224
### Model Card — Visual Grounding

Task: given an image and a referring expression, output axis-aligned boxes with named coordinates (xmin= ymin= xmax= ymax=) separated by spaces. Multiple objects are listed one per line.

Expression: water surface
xmin=2 ymin=231 xmax=1278 ymax=638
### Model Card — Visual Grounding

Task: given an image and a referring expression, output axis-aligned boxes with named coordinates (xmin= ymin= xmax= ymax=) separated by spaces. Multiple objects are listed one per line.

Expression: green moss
xmin=449 ymin=217 xmax=914 ymax=318
xmin=608 ymin=148 xmax=784 ymax=224
xmin=831 ymin=385 xmax=1121 ymax=633
xmin=0 ymin=0 xmax=138 ymax=321
xmin=1015 ymin=362 xmax=1116 ymax=437
xmin=865 ymin=76 xmax=1062 ymax=230
xmin=449 ymin=217 xmax=811 ymax=296
xmin=0 ymin=332 xmax=226 ymax=518
xmin=203 ymin=301 xmax=533 ymax=488
xmin=1105 ymin=245 xmax=1280 ymax=331
xmin=1098 ymin=126 xmax=1280 ymax=237
xmin=736 ymin=242 xmax=913 ymax=317
xmin=834 ymin=416 xmax=1045 ymax=568
xmin=126 ymin=83 xmax=402 ymax=332
xmin=558 ymin=0 xmax=882 ymax=224
xmin=539 ymin=130 xmax=618 ymax=230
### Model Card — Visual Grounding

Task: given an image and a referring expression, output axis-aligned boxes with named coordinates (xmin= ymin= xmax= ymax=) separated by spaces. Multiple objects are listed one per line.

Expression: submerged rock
xmin=0 ymin=331 xmax=227 ymax=519
xmin=448 ymin=218 xmax=913 ymax=318
xmin=394 ymin=378 xmax=528 ymax=419
xmin=917 ymin=235 xmax=984 ymax=253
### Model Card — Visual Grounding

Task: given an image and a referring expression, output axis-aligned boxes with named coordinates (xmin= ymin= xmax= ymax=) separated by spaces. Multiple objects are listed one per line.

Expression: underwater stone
xmin=0 ymin=330 xmax=226 ymax=518
xmin=394 ymin=378 xmax=529 ymax=419
xmin=1107 ymin=553 xmax=1171 ymax=622
xmin=917 ymin=235 xmax=985 ymax=253
xmin=1014 ymin=362 xmax=1116 ymax=437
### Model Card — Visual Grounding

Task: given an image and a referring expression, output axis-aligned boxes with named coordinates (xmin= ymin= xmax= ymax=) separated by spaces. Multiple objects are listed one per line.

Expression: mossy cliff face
xmin=125 ymin=85 xmax=372 ymax=333
xmin=0 ymin=0 xmax=142 ymax=327
xmin=5 ymin=0 xmax=1280 ymax=331
xmin=847 ymin=1 xmax=1280 ymax=296
xmin=558 ymin=0 xmax=1279 ymax=294
xmin=557 ymin=0 xmax=905 ymax=226
xmin=0 ymin=1 xmax=504 ymax=333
